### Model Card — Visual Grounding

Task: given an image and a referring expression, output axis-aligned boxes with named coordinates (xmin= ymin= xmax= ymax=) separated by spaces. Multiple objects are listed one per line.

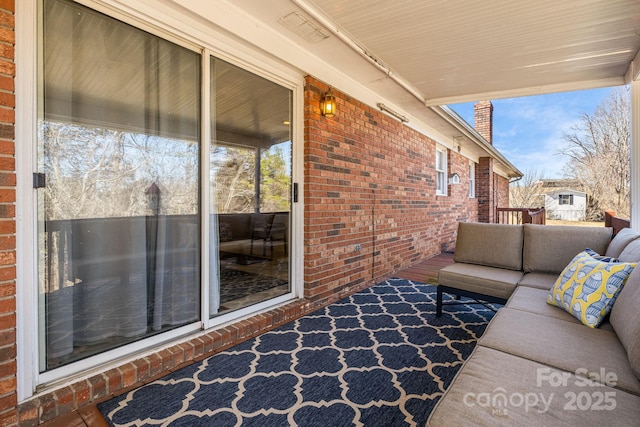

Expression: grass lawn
xmin=546 ymin=219 xmax=605 ymax=227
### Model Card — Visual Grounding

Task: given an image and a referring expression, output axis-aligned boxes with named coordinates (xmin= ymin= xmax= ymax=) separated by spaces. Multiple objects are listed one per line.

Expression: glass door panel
xmin=38 ymin=0 xmax=201 ymax=371
xmin=209 ymin=58 xmax=292 ymax=317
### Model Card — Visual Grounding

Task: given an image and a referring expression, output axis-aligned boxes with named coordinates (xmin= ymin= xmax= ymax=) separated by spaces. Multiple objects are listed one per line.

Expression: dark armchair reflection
xmin=250 ymin=213 xmax=288 ymax=258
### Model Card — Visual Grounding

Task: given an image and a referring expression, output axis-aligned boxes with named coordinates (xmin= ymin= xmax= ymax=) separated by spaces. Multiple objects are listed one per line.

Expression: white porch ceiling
xmin=168 ymin=0 xmax=640 ymax=178
xmin=227 ymin=0 xmax=640 ymax=105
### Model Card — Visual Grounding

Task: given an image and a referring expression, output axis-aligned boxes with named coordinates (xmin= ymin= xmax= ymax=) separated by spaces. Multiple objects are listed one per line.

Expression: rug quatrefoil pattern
xmin=99 ymin=279 xmax=497 ymax=426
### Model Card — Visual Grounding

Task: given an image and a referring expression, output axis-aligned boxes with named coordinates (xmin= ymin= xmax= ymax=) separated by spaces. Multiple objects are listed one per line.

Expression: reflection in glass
xmin=210 ymin=58 xmax=292 ymax=317
xmin=39 ymin=0 xmax=201 ymax=371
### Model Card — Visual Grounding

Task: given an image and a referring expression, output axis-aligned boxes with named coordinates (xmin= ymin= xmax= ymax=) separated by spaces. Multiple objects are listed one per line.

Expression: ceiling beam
xmin=625 ymin=48 xmax=640 ymax=83
xmin=424 ymin=77 xmax=626 ymax=107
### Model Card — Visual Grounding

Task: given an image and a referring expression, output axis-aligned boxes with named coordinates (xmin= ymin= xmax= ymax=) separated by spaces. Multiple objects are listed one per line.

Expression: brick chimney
xmin=474 ymin=100 xmax=493 ymax=144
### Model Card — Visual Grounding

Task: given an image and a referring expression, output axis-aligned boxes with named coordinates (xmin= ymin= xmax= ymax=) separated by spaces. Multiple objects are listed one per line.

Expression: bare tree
xmin=43 ymin=122 xmax=199 ymax=220
xmin=560 ymin=87 xmax=630 ymax=220
xmin=509 ymin=169 xmax=545 ymax=208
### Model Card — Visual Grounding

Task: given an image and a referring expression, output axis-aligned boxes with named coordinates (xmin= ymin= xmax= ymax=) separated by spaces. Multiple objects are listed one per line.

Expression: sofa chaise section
xmin=428 ymin=224 xmax=640 ymax=426
xmin=436 ymin=222 xmax=613 ymax=315
xmin=427 ymin=346 xmax=640 ymax=426
xmin=436 ymin=222 xmax=524 ymax=315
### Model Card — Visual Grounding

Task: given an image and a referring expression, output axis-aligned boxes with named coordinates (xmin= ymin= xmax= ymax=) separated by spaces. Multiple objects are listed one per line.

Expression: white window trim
xmin=469 ymin=161 xmax=476 ymax=199
xmin=17 ymin=0 xmax=305 ymax=400
xmin=435 ymin=146 xmax=448 ymax=196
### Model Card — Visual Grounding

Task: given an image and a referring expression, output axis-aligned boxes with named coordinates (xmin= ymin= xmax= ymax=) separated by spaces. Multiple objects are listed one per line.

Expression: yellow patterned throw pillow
xmin=547 ymin=251 xmax=636 ymax=328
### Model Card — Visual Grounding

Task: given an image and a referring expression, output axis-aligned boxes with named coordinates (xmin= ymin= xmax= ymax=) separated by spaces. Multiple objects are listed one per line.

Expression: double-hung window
xmin=469 ymin=161 xmax=476 ymax=198
xmin=559 ymin=194 xmax=574 ymax=205
xmin=436 ymin=147 xmax=447 ymax=196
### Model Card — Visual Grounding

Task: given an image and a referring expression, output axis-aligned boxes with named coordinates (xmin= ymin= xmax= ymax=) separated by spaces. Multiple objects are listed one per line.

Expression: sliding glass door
xmin=37 ymin=0 xmax=294 ymax=374
xmin=209 ymin=58 xmax=292 ymax=317
xmin=38 ymin=0 xmax=201 ymax=371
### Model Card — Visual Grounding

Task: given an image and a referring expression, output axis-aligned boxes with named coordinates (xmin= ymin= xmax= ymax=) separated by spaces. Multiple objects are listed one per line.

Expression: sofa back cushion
xmin=617 ymin=238 xmax=640 ymax=263
xmin=454 ymin=222 xmax=523 ymax=271
xmin=605 ymin=228 xmax=640 ymax=258
xmin=610 ymin=266 xmax=640 ymax=379
xmin=523 ymin=224 xmax=612 ymax=274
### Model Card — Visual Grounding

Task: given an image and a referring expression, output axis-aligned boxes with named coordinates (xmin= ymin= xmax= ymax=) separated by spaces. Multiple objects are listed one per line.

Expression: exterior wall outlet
xmin=354 ymin=244 xmax=361 ymax=251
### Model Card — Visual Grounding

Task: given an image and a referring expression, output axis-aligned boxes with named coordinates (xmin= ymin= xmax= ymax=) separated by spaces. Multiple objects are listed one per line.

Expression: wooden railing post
xmin=605 ymin=210 xmax=615 ymax=228
xmin=495 ymin=207 xmax=545 ymax=225
xmin=604 ymin=210 xmax=630 ymax=234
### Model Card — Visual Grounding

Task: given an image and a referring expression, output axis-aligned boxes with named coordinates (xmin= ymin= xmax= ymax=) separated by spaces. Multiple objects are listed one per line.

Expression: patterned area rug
xmin=98 ymin=279 xmax=498 ymax=426
xmin=219 ymin=266 xmax=288 ymax=304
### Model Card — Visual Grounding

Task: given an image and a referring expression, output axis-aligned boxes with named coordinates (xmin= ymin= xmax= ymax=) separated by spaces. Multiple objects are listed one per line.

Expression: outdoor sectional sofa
xmin=428 ymin=223 xmax=640 ymax=425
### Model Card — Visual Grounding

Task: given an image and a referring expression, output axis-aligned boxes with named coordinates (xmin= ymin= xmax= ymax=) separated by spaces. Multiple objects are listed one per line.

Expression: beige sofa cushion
xmin=618 ymin=238 xmax=640 ymax=263
xmin=454 ymin=222 xmax=523 ymax=270
xmin=605 ymin=227 xmax=640 ymax=258
xmin=610 ymin=266 xmax=640 ymax=379
xmin=427 ymin=346 xmax=640 ymax=427
xmin=517 ymin=272 xmax=557 ymax=290
xmin=506 ymin=286 xmax=579 ymax=322
xmin=438 ymin=263 xmax=522 ymax=300
xmin=506 ymin=286 xmax=614 ymax=331
xmin=479 ymin=308 xmax=640 ymax=394
xmin=523 ymin=224 xmax=612 ymax=274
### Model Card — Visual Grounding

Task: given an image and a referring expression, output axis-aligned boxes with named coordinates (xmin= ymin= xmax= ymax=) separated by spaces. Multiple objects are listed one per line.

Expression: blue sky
xmin=448 ymin=87 xmax=615 ymax=178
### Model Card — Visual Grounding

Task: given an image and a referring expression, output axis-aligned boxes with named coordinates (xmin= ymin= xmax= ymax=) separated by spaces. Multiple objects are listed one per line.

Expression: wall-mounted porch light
xmin=320 ymin=87 xmax=336 ymax=118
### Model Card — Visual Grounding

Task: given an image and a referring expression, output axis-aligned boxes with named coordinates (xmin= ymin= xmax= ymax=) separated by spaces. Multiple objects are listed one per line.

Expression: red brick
xmin=53 ymin=387 xmax=74 ymax=415
xmin=88 ymin=374 xmax=107 ymax=401
xmin=0 ymin=221 xmax=16 ymax=234
xmin=0 ymin=172 xmax=12 ymax=187
xmin=119 ymin=363 xmax=137 ymax=388
xmin=0 ymin=391 xmax=15 ymax=411
xmin=0 ymin=155 xmax=14 ymax=171
xmin=0 ymin=29 xmax=12 ymax=46
xmin=0 ymin=409 xmax=17 ymax=427
xmin=0 ymin=326 xmax=14 ymax=346
xmin=0 ymin=107 xmax=13 ymax=123
xmin=0 ymin=267 xmax=15 ymax=282
xmin=0 ymin=359 xmax=15 ymax=377
xmin=0 ymin=11 xmax=14 ymax=29
xmin=105 ymin=369 xmax=123 ymax=394
xmin=0 ymin=1 xmax=14 ymax=14
xmin=0 ymin=190 xmax=13 ymax=204
xmin=178 ymin=342 xmax=195 ymax=362
xmin=72 ymin=380 xmax=91 ymax=407
xmin=0 ymin=141 xmax=14 ymax=154
xmin=17 ymin=399 xmax=37 ymax=427
xmin=0 ymin=312 xmax=14 ymax=330
xmin=0 ymin=75 xmax=12 ymax=92
xmin=0 ymin=251 xmax=15 ymax=266
xmin=0 ymin=235 xmax=14 ymax=250
xmin=38 ymin=393 xmax=57 ymax=423
xmin=147 ymin=354 xmax=162 ymax=377
xmin=0 ymin=91 xmax=12 ymax=107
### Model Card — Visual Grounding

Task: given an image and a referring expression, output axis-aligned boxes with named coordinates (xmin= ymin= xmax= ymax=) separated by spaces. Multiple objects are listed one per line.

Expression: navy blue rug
xmin=98 ymin=279 xmax=498 ymax=426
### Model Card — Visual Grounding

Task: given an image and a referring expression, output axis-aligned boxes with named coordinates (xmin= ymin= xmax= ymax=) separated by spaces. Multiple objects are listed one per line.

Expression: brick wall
xmin=476 ymin=157 xmax=510 ymax=223
xmin=494 ymin=173 xmax=510 ymax=212
xmin=474 ymin=100 xmax=493 ymax=143
xmin=304 ymin=76 xmax=477 ymax=298
xmin=477 ymin=157 xmax=494 ymax=222
xmin=0 ymin=1 xmax=15 ymax=426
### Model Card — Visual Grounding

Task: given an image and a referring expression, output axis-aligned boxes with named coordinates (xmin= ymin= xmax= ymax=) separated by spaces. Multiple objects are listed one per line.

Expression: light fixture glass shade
xmin=321 ymin=88 xmax=336 ymax=117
